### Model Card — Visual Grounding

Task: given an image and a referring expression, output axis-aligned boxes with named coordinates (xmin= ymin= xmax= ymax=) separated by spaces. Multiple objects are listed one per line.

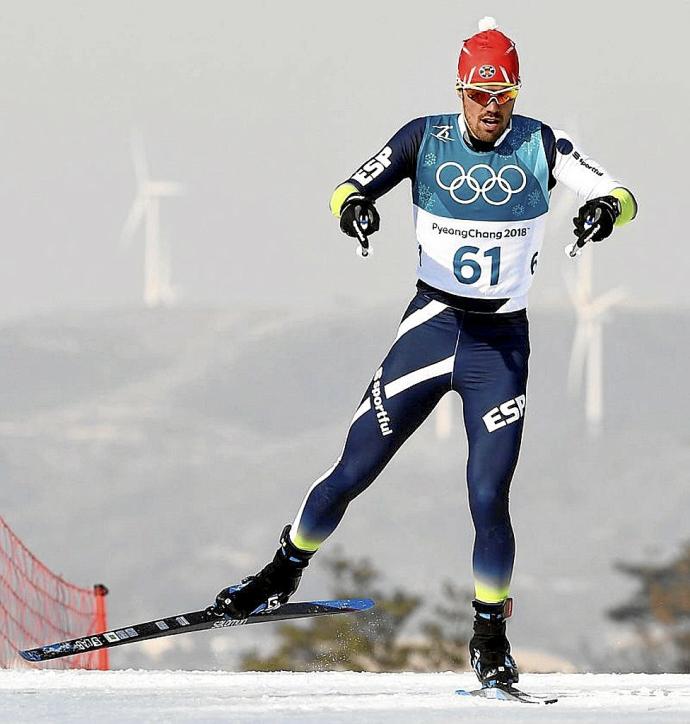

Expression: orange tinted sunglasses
xmin=463 ymin=87 xmax=519 ymax=106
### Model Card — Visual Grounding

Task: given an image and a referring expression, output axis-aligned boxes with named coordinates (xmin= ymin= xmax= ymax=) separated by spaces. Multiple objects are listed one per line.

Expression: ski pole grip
xmin=564 ymin=221 xmax=601 ymax=258
xmin=353 ymin=219 xmax=372 ymax=259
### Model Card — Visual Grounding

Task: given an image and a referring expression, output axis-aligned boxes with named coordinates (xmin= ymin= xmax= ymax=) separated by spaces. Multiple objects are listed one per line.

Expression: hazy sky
xmin=0 ymin=1 xmax=685 ymax=320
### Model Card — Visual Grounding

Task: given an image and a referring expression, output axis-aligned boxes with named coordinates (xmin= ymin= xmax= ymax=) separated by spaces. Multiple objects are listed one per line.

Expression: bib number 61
xmin=453 ymin=245 xmax=501 ymax=286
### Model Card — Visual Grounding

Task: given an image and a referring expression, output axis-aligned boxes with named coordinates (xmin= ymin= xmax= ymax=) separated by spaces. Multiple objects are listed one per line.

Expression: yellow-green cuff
xmin=611 ymin=187 xmax=637 ymax=226
xmin=474 ymin=580 xmax=510 ymax=604
xmin=289 ymin=531 xmax=321 ymax=553
xmin=329 ymin=182 xmax=360 ymax=218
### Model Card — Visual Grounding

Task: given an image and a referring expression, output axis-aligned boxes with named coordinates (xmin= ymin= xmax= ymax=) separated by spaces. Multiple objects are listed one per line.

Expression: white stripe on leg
xmin=394 ymin=300 xmax=447 ymax=343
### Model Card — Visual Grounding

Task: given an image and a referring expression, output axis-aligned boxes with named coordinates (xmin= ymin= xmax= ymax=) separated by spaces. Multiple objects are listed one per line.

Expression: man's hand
xmin=339 ymin=195 xmax=380 ymax=239
xmin=573 ymin=196 xmax=620 ymax=242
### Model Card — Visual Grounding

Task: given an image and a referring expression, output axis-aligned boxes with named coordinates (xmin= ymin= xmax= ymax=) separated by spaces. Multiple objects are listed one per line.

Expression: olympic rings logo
xmin=435 ymin=162 xmax=527 ymax=206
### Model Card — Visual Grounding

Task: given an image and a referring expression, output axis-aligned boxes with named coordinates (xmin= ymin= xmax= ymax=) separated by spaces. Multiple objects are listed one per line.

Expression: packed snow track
xmin=1 ymin=671 xmax=689 ymax=722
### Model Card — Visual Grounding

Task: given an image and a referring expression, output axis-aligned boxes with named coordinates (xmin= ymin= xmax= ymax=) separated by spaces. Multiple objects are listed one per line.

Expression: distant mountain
xmin=1 ymin=304 xmax=688 ymax=671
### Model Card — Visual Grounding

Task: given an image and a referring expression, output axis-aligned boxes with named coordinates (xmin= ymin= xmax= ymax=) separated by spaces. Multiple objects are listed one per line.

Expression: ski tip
xmin=305 ymin=598 xmax=376 ymax=613
xmin=310 ymin=598 xmax=375 ymax=612
xmin=18 ymin=649 xmax=42 ymax=662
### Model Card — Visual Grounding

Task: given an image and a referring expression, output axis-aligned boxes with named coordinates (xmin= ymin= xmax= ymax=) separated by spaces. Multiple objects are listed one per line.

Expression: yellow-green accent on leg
xmin=329 ymin=182 xmax=360 ymax=218
xmin=474 ymin=579 xmax=510 ymax=604
xmin=289 ymin=531 xmax=321 ymax=554
xmin=611 ymin=187 xmax=638 ymax=226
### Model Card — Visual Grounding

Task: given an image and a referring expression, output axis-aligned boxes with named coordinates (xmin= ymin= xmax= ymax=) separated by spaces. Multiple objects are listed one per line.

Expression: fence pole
xmin=93 ymin=584 xmax=109 ymax=671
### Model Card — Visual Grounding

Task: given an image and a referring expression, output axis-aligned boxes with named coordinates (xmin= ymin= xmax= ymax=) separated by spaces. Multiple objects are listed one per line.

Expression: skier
xmin=209 ymin=18 xmax=637 ymax=687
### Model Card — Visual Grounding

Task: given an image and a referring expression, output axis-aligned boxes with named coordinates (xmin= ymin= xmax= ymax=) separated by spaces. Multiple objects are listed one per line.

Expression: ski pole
xmin=564 ymin=220 xmax=601 ymax=258
xmin=352 ymin=215 xmax=373 ymax=258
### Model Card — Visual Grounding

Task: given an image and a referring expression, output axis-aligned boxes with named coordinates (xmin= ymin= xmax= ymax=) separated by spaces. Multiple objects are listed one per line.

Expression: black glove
xmin=339 ymin=194 xmax=380 ymax=239
xmin=573 ymin=196 xmax=620 ymax=242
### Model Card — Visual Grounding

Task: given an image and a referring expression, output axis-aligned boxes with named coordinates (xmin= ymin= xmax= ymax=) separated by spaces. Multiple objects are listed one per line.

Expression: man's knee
xmin=469 ymin=481 xmax=510 ymax=522
xmin=335 ymin=459 xmax=378 ymax=502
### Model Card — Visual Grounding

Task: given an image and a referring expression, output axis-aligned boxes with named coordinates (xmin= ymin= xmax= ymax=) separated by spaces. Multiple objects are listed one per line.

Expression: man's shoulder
xmin=505 ymin=114 xmax=557 ymax=153
xmin=401 ymin=113 xmax=461 ymax=143
xmin=398 ymin=113 xmax=461 ymax=130
xmin=511 ymin=114 xmax=552 ymax=134
xmin=419 ymin=112 xmax=458 ymax=127
xmin=389 ymin=115 xmax=459 ymax=148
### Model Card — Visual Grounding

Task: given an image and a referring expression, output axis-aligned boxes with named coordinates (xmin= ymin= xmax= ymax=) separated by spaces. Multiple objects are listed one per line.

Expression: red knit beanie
xmin=457 ymin=17 xmax=520 ymax=86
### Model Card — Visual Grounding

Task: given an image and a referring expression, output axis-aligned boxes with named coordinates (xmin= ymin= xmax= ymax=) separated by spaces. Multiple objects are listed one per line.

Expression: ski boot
xmin=207 ymin=525 xmax=314 ymax=619
xmin=469 ymin=598 xmax=519 ymax=686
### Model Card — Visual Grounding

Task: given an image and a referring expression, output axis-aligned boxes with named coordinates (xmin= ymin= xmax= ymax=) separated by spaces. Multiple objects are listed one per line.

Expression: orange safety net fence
xmin=0 ymin=516 xmax=108 ymax=669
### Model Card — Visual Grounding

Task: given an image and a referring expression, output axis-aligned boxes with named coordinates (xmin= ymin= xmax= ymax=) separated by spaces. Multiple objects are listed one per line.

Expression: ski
xmin=20 ymin=597 xmax=375 ymax=664
xmin=456 ymin=683 xmax=558 ymax=705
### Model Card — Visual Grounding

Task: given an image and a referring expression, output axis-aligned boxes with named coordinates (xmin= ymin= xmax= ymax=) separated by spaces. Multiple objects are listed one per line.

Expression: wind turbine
xmin=566 ymin=248 xmax=625 ymax=436
xmin=121 ymin=132 xmax=184 ymax=307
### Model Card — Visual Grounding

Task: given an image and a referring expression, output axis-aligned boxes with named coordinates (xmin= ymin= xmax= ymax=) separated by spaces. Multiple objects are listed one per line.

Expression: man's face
xmin=461 ymin=85 xmax=516 ymax=144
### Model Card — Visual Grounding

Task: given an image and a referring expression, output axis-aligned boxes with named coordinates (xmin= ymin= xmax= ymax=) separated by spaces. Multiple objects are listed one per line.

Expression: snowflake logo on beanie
xmin=479 ymin=64 xmax=496 ymax=80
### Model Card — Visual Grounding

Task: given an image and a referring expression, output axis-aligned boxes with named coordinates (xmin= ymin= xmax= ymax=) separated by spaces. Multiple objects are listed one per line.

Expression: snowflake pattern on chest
xmin=495 ymin=117 xmax=542 ymax=157
xmin=528 ymin=190 xmax=542 ymax=208
xmin=418 ymin=183 xmax=435 ymax=211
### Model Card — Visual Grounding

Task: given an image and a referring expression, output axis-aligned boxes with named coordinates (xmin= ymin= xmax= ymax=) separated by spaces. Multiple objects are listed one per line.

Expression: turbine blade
xmin=564 ymin=253 xmax=592 ymax=308
xmin=120 ymin=197 xmax=148 ymax=245
xmin=564 ymin=269 xmax=584 ymax=308
xmin=435 ymin=393 xmax=453 ymax=440
xmin=567 ymin=321 xmax=589 ymax=396
xmin=147 ymin=181 xmax=185 ymax=197
xmin=131 ymin=130 xmax=150 ymax=187
xmin=585 ymin=322 xmax=604 ymax=432
xmin=588 ymin=288 xmax=626 ymax=317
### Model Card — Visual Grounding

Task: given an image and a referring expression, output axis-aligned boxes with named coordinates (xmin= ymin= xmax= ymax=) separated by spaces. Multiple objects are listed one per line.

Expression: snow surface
xmin=1 ymin=671 xmax=690 ymax=723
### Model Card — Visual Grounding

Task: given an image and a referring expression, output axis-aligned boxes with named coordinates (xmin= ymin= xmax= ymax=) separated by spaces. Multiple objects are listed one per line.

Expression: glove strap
xmin=341 ymin=194 xmax=374 ymax=211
